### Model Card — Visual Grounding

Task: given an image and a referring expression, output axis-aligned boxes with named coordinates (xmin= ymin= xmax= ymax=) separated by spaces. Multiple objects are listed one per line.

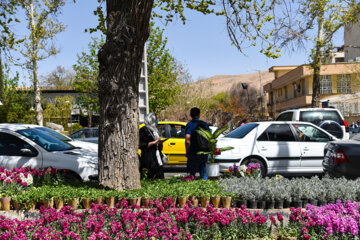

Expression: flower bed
xmin=275 ymin=201 xmax=360 ymax=239
xmin=0 ymin=201 xmax=272 ymax=239
xmin=221 ymin=175 xmax=360 ymax=209
xmin=1 ymin=200 xmax=360 ymax=239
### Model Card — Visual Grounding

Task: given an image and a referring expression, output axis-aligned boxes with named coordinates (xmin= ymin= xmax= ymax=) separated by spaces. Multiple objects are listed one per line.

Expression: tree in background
xmin=0 ymin=66 xmax=35 ymax=123
xmin=41 ymin=65 xmax=75 ymax=88
xmin=73 ymin=37 xmax=102 ymax=128
xmin=18 ymin=0 xmax=67 ymax=126
xmin=0 ymin=0 xmax=22 ymax=102
xmin=222 ymin=0 xmax=360 ymax=107
xmin=43 ymin=95 xmax=74 ymax=130
xmin=147 ymin=22 xmax=179 ymax=114
xmin=228 ymin=82 xmax=258 ymax=117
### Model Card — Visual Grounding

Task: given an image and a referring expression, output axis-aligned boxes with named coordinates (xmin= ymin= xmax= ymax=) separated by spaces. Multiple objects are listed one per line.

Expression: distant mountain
xmin=191 ymin=70 xmax=274 ymax=96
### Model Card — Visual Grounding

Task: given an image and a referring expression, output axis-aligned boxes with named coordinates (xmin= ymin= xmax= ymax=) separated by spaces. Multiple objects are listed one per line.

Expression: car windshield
xmin=36 ymin=127 xmax=72 ymax=142
xmin=17 ymin=128 xmax=75 ymax=152
xmin=225 ymin=123 xmax=259 ymax=138
xmin=299 ymin=111 xmax=343 ymax=125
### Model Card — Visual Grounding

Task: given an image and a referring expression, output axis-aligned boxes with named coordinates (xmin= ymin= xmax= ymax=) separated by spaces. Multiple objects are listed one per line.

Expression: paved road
xmin=163 ymin=165 xmax=187 ymax=178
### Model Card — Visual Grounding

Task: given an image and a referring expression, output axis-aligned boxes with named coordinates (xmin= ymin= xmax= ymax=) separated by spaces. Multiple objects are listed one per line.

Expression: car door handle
xmin=260 ymin=147 xmax=267 ymax=151
xmin=168 ymin=143 xmax=176 ymax=146
xmin=303 ymin=147 xmax=309 ymax=151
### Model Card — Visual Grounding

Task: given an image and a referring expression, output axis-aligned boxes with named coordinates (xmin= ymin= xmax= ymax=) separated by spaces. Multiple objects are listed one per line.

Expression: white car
xmin=215 ymin=121 xmax=337 ymax=177
xmin=0 ymin=124 xmax=98 ymax=181
xmin=275 ymin=108 xmax=349 ymax=140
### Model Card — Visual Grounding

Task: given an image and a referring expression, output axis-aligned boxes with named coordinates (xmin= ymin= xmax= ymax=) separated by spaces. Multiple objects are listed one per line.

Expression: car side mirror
xmin=20 ymin=148 xmax=37 ymax=157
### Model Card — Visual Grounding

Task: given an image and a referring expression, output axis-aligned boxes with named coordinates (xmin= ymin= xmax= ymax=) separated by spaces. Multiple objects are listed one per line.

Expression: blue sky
xmin=9 ymin=1 xmax=343 ymax=85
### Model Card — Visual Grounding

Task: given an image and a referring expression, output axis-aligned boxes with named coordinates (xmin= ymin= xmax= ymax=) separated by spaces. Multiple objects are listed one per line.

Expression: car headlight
xmin=87 ymin=162 xmax=98 ymax=170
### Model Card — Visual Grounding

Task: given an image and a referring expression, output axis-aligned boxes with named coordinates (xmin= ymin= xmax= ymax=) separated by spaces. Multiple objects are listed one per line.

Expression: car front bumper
xmin=215 ymin=159 xmax=241 ymax=172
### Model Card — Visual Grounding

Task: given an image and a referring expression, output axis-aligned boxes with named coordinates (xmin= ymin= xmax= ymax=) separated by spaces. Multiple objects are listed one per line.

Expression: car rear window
xmin=299 ymin=111 xmax=343 ymax=125
xmin=276 ymin=112 xmax=293 ymax=121
xmin=225 ymin=123 xmax=258 ymax=138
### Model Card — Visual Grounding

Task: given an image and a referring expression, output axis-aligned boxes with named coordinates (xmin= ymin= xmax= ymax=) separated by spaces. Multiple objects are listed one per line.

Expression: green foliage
xmin=196 ymin=126 xmax=233 ymax=163
xmin=147 ymin=23 xmax=180 ymax=114
xmin=41 ymin=65 xmax=75 ymax=88
xmin=43 ymin=96 xmax=74 ymax=131
xmin=0 ymin=68 xmax=35 ymax=123
xmin=73 ymin=37 xmax=102 ymax=127
xmin=71 ymin=123 xmax=82 ymax=132
xmin=18 ymin=0 xmax=68 ymax=125
xmin=0 ymin=0 xmax=22 ymax=52
xmin=88 ymin=1 xmax=219 ymax=35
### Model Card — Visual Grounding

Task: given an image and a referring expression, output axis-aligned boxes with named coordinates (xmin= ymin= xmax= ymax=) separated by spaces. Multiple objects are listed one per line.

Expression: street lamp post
xmin=247 ymin=69 xmax=264 ymax=120
xmin=241 ymin=83 xmax=250 ymax=114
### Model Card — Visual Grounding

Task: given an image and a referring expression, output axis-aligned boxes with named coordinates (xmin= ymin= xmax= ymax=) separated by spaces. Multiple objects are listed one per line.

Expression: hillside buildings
xmin=263 ymin=21 xmax=360 ymax=121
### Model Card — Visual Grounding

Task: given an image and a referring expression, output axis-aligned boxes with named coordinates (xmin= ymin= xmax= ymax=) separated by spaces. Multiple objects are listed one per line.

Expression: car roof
xmin=280 ymin=108 xmax=340 ymax=113
xmin=252 ymin=121 xmax=317 ymax=125
xmin=0 ymin=123 xmax=41 ymax=131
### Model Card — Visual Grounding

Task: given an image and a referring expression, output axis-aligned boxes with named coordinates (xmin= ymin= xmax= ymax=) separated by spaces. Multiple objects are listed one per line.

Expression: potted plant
xmin=210 ymin=190 xmax=221 ymax=208
xmin=81 ymin=189 xmax=92 ymax=210
xmin=54 ymin=191 xmax=65 ymax=210
xmin=291 ymin=186 xmax=302 ymax=208
xmin=140 ymin=190 xmax=151 ymax=208
xmin=274 ymin=188 xmax=287 ymax=209
xmin=177 ymin=186 xmax=189 ymax=208
xmin=127 ymin=191 xmax=141 ymax=207
xmin=196 ymin=126 xmax=233 ymax=177
xmin=265 ymin=188 xmax=275 ymax=209
xmin=221 ymin=193 xmax=233 ymax=208
xmin=255 ymin=188 xmax=266 ymax=209
xmin=200 ymin=189 xmax=210 ymax=208
xmin=105 ymin=191 xmax=116 ymax=208
xmin=247 ymin=192 xmax=257 ymax=209
xmin=1 ymin=189 xmax=12 ymax=211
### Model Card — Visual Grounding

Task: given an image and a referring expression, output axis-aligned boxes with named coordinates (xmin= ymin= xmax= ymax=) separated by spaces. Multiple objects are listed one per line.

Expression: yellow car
xmin=139 ymin=121 xmax=187 ymax=165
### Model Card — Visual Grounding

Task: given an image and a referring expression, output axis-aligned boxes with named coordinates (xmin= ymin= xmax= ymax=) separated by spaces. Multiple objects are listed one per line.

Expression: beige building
xmin=264 ymin=62 xmax=360 ymax=118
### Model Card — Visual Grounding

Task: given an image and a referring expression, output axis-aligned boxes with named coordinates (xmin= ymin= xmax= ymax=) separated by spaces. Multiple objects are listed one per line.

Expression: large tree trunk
xmin=98 ymin=0 xmax=154 ymax=190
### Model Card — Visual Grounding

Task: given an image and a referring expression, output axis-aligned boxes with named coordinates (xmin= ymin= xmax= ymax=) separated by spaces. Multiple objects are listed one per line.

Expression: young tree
xmin=222 ymin=0 xmax=360 ymax=107
xmin=147 ymin=22 xmax=179 ymax=114
xmin=73 ymin=37 xmax=102 ymax=128
xmin=41 ymin=65 xmax=75 ymax=88
xmin=18 ymin=0 xmax=67 ymax=126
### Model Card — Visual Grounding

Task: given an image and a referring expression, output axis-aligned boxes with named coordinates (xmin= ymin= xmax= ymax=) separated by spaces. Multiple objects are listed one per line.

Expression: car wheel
xmin=62 ymin=171 xmax=82 ymax=182
xmin=241 ymin=158 xmax=266 ymax=177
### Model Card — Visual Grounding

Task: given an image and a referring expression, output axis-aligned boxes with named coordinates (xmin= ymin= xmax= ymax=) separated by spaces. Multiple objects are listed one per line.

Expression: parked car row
xmin=0 ymin=124 xmax=98 ymax=181
xmin=0 ymin=108 xmax=358 ymax=180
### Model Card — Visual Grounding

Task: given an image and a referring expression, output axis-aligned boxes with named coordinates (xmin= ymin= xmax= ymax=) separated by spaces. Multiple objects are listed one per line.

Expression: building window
xmin=337 ymin=74 xmax=352 ymax=93
xmin=320 ymin=75 xmax=332 ymax=94
xmin=284 ymin=86 xmax=288 ymax=99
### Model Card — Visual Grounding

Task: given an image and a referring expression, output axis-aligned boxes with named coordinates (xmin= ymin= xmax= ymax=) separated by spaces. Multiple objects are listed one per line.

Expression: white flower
xmin=239 ymin=165 xmax=247 ymax=172
xmin=20 ymin=173 xmax=33 ymax=186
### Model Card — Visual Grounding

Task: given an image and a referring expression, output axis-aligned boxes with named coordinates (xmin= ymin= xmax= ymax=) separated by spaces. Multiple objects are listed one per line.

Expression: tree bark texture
xmin=98 ymin=0 xmax=154 ymax=190
xmin=30 ymin=3 xmax=43 ymax=126
xmin=311 ymin=18 xmax=324 ymax=108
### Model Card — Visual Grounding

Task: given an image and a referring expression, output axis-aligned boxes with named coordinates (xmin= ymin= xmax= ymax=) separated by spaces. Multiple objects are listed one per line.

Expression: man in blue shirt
xmin=185 ymin=107 xmax=209 ymax=180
